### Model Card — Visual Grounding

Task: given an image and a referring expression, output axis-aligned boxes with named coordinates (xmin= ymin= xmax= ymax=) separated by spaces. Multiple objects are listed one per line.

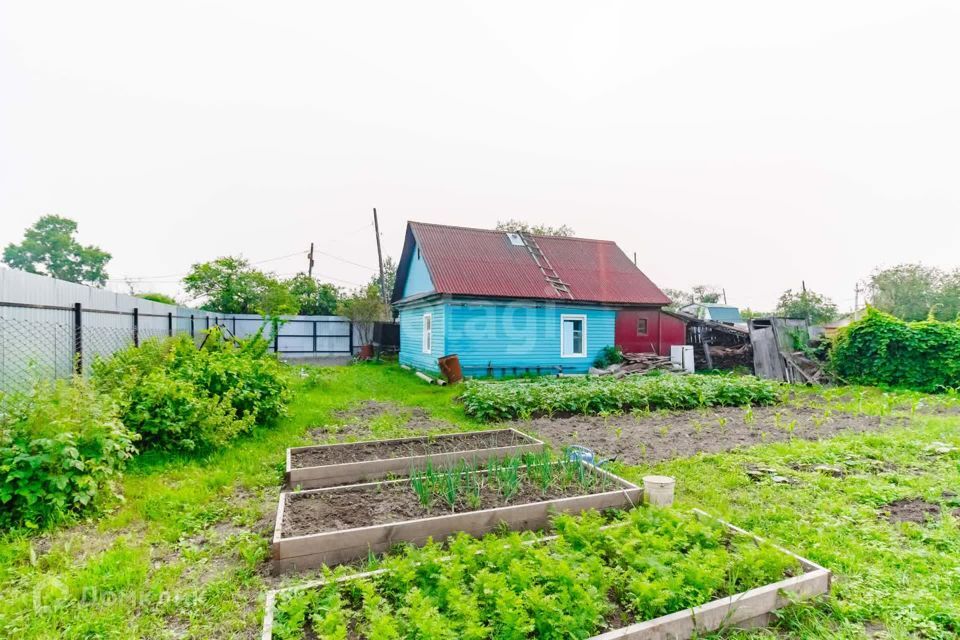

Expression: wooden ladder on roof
xmin=520 ymin=233 xmax=574 ymax=299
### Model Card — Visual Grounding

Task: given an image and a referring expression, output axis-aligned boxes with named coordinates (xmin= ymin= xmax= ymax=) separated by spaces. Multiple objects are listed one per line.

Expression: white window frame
xmin=560 ymin=314 xmax=587 ymax=358
xmin=422 ymin=312 xmax=433 ymax=354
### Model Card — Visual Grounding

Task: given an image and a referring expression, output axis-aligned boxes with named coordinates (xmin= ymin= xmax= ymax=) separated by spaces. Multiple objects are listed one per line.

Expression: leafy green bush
xmin=0 ymin=379 xmax=137 ymax=529
xmin=92 ymin=327 xmax=290 ymax=451
xmin=460 ymin=373 xmax=782 ymax=421
xmin=830 ymin=307 xmax=960 ymax=392
xmin=271 ymin=508 xmax=799 ymax=639
xmin=119 ymin=372 xmax=252 ymax=451
xmin=592 ymin=345 xmax=624 ymax=369
xmin=172 ymin=328 xmax=290 ymax=423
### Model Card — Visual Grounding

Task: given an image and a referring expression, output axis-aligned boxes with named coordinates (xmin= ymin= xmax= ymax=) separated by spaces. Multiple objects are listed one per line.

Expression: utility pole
xmin=722 ymin=288 xmax=727 ymax=305
xmin=307 ymin=242 xmax=315 ymax=278
xmin=801 ymin=280 xmax=811 ymax=324
xmin=633 ymin=252 xmax=637 ymax=266
xmin=373 ymin=208 xmax=387 ymax=303
xmin=854 ymin=282 xmax=863 ymax=319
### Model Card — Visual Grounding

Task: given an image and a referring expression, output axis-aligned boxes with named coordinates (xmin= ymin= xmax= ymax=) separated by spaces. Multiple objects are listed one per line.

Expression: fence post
xmin=205 ymin=315 xmax=210 ymax=330
xmin=273 ymin=320 xmax=279 ymax=353
xmin=312 ymin=320 xmax=317 ymax=355
xmin=232 ymin=316 xmax=237 ymax=336
xmin=190 ymin=314 xmax=195 ymax=337
xmin=167 ymin=312 xmax=173 ymax=337
xmin=133 ymin=307 xmax=139 ymax=347
xmin=73 ymin=302 xmax=83 ymax=375
xmin=348 ymin=321 xmax=354 ymax=355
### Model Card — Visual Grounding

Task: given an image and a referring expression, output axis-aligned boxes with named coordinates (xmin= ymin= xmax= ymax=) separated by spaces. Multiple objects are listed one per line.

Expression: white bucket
xmin=642 ymin=475 xmax=676 ymax=506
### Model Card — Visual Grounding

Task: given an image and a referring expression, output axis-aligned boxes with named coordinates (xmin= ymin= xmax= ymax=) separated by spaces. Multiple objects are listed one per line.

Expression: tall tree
xmin=936 ymin=270 xmax=960 ymax=321
xmin=3 ymin=215 xmax=111 ymax=286
xmin=690 ymin=285 xmax=722 ymax=304
xmin=287 ymin=273 xmax=339 ymax=315
xmin=869 ymin=263 xmax=946 ymax=321
xmin=663 ymin=285 xmax=723 ymax=309
xmin=494 ymin=219 xmax=575 ymax=237
xmin=183 ymin=256 xmax=296 ymax=315
xmin=369 ymin=255 xmax=397 ymax=299
xmin=337 ymin=284 xmax=391 ymax=344
xmin=775 ymin=288 xmax=838 ymax=324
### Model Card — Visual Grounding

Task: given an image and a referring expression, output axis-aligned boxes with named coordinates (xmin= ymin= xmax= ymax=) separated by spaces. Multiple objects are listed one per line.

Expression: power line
xmin=313 ymin=249 xmax=376 ymax=271
xmin=250 ymin=250 xmax=308 ymax=265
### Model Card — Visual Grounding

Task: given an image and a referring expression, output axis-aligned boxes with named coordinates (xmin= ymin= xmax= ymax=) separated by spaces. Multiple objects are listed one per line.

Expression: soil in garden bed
xmin=513 ymin=405 xmax=906 ymax=465
xmin=282 ymin=477 xmax=609 ymax=537
xmin=290 ymin=430 xmax=527 ymax=468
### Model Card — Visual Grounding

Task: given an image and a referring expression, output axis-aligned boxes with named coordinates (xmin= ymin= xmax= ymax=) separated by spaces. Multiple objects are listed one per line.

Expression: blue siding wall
xmin=445 ymin=301 xmax=615 ymax=376
xmin=402 ymin=240 xmax=435 ymax=298
xmin=398 ymin=302 xmax=446 ymax=373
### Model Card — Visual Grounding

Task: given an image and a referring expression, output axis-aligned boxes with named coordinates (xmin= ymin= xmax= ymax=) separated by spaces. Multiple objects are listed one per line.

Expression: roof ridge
xmin=408 ymin=220 xmax=615 ymax=244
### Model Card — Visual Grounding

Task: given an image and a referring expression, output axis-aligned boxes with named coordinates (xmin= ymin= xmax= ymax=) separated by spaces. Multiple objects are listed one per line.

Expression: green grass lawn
xmin=2 ymin=362 xmax=959 ymax=639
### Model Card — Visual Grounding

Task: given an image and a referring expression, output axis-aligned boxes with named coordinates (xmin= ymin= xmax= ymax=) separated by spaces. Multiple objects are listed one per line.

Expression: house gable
xmin=401 ymin=238 xmax=435 ymax=298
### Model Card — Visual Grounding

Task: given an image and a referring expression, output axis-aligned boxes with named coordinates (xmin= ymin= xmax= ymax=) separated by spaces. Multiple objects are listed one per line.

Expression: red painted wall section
xmin=615 ymin=308 xmax=687 ymax=355
xmin=658 ymin=312 xmax=687 ymax=354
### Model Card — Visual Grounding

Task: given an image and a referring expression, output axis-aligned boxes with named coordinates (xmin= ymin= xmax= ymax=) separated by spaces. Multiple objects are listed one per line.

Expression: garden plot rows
xmin=286 ymin=428 xmax=543 ymax=488
xmin=266 ymin=416 xmax=830 ymax=639
xmin=263 ymin=508 xmax=830 ymax=640
xmin=274 ymin=428 xmax=639 ymax=572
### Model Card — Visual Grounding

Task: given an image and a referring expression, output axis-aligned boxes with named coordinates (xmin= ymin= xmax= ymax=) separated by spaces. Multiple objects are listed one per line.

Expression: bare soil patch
xmin=282 ymin=479 xmax=600 ymax=537
xmin=511 ymin=405 xmax=904 ymax=465
xmin=334 ymin=400 xmax=409 ymax=421
xmin=883 ymin=498 xmax=941 ymax=524
xmin=290 ymin=430 xmax=529 ymax=468
xmin=310 ymin=400 xmax=454 ymax=441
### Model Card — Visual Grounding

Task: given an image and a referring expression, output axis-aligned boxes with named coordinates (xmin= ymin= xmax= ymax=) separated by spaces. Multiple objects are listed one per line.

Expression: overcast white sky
xmin=2 ymin=1 xmax=958 ymax=311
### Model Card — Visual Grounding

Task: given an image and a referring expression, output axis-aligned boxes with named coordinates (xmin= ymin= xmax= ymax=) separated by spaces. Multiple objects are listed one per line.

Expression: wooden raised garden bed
xmin=272 ymin=459 xmax=640 ymax=573
xmin=286 ymin=428 xmax=544 ymax=489
xmin=261 ymin=509 xmax=831 ymax=639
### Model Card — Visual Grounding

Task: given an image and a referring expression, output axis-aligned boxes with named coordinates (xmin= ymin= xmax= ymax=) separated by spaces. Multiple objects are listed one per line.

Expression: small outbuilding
xmin=391 ymin=222 xmax=684 ymax=377
xmin=676 ymin=302 xmax=745 ymax=326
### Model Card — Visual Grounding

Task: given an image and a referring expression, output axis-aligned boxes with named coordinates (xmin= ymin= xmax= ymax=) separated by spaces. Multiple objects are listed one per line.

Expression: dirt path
xmin=510 ymin=405 xmax=904 ymax=465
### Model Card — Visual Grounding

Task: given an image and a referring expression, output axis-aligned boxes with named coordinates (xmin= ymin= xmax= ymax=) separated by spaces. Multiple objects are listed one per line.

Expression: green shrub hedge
xmin=830 ymin=307 xmax=960 ymax=392
xmin=460 ymin=372 xmax=782 ymax=421
xmin=92 ymin=328 xmax=291 ymax=452
xmin=0 ymin=380 xmax=137 ymax=529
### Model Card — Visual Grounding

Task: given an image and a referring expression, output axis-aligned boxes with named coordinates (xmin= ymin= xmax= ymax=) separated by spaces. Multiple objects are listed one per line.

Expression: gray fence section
xmin=0 ymin=268 xmax=362 ymax=393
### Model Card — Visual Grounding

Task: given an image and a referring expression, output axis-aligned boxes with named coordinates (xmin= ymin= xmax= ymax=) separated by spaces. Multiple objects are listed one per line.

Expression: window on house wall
xmin=637 ymin=318 xmax=648 ymax=336
xmin=561 ymin=314 xmax=586 ymax=357
xmin=422 ymin=312 xmax=432 ymax=354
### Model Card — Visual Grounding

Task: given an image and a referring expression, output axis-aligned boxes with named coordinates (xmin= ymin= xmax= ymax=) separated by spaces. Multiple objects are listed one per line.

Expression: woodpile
xmin=704 ymin=343 xmax=753 ymax=370
xmin=589 ymin=352 xmax=675 ymax=377
xmin=623 ymin=352 xmax=674 ymax=372
xmin=782 ymin=351 xmax=832 ymax=384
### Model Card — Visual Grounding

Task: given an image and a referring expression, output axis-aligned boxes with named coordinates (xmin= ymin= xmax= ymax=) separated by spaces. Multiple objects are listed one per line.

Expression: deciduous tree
xmin=775 ymin=288 xmax=838 ymax=324
xmin=494 ymin=219 xmax=575 ymax=237
xmin=287 ymin=274 xmax=339 ymax=315
xmin=337 ymin=284 xmax=391 ymax=344
xmin=3 ymin=215 xmax=111 ymax=286
xmin=868 ymin=263 xmax=957 ymax=321
xmin=183 ymin=256 xmax=296 ymax=315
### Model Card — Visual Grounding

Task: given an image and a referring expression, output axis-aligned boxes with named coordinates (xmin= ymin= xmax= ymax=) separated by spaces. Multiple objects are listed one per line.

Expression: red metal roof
xmin=404 ymin=222 xmax=671 ymax=306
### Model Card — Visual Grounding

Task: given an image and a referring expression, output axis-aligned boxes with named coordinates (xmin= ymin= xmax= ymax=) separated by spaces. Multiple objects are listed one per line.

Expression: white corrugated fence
xmin=0 ymin=268 xmax=364 ymax=393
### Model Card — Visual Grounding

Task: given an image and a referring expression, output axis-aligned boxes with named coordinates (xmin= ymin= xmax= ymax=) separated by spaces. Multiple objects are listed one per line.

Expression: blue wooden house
xmin=391 ymin=222 xmax=676 ymax=377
